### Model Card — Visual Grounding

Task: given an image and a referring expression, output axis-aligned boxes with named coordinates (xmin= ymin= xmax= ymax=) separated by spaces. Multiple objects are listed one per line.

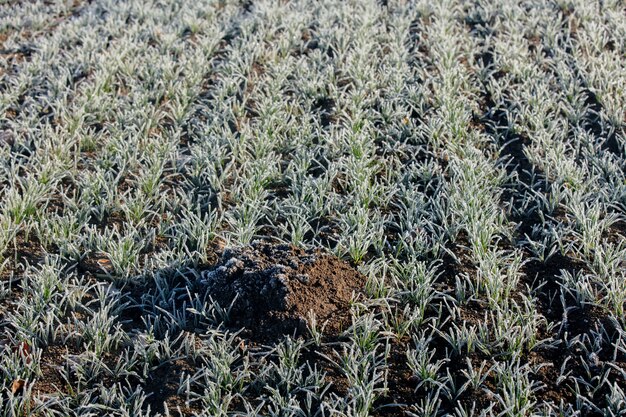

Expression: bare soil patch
xmin=201 ymin=240 xmax=365 ymax=343
xmin=144 ymin=358 xmax=199 ymax=416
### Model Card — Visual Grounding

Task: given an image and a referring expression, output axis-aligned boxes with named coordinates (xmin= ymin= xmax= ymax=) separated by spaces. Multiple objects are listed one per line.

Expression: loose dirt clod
xmin=200 ymin=240 xmax=365 ymax=342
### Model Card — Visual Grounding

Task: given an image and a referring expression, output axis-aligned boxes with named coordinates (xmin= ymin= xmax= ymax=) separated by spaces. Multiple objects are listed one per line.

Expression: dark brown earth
xmin=144 ymin=358 xmax=198 ymax=416
xmin=201 ymin=240 xmax=366 ymax=342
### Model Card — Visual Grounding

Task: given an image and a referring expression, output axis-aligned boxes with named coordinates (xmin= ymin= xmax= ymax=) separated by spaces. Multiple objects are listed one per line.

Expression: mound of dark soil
xmin=201 ymin=241 xmax=365 ymax=342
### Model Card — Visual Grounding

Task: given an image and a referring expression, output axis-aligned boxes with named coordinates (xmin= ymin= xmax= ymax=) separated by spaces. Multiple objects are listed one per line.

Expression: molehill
xmin=200 ymin=241 xmax=365 ymax=342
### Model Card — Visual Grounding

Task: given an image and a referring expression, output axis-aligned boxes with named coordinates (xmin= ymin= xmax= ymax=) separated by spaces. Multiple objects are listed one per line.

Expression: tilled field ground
xmin=0 ymin=0 xmax=625 ymax=415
